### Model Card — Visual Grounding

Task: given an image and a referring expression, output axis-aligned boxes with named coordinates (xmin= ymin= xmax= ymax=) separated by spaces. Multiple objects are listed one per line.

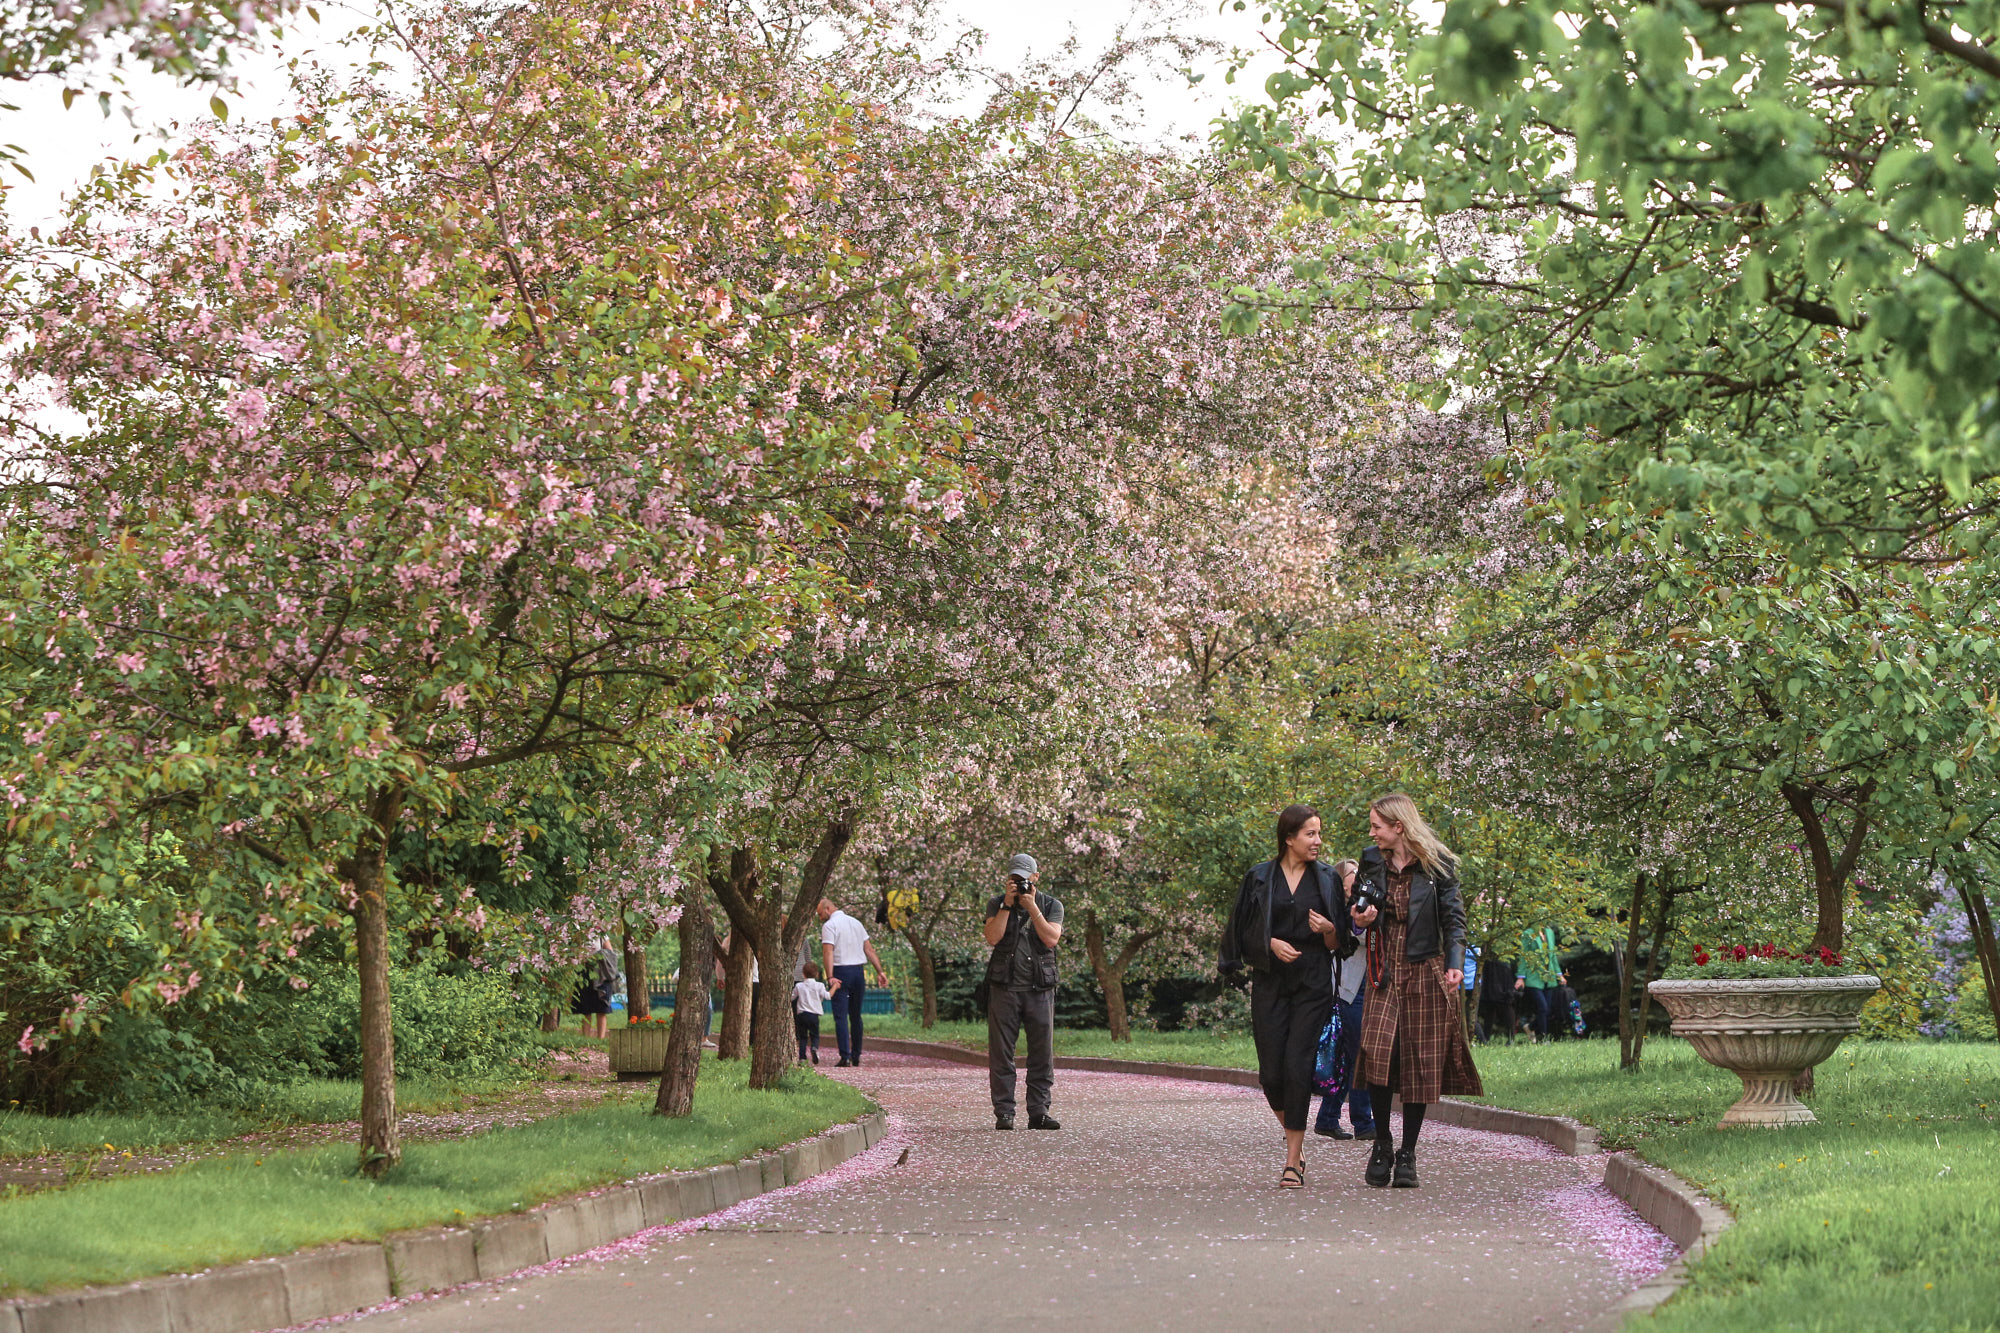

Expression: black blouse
xmin=1268 ymin=867 xmax=1332 ymax=996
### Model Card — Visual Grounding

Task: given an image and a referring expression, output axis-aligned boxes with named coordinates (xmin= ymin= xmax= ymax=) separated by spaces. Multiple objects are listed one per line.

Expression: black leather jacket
xmin=1355 ymin=846 xmax=1467 ymax=973
xmin=1218 ymin=859 xmax=1355 ymax=977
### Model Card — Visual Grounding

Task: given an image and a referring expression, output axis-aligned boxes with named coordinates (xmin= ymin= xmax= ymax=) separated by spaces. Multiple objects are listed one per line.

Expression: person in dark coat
xmin=1478 ymin=953 xmax=1519 ymax=1043
xmin=1350 ymin=793 xmax=1483 ymax=1190
xmin=1220 ymin=803 xmax=1353 ymax=1189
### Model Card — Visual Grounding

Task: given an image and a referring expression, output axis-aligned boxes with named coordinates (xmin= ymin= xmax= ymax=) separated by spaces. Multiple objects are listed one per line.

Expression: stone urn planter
xmin=606 ymin=1023 xmax=672 ymax=1080
xmin=1647 ymin=975 xmax=1880 ymax=1127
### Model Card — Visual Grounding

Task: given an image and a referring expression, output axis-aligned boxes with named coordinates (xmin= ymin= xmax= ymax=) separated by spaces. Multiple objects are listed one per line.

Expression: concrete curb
xmin=0 ymin=1111 xmax=886 ymax=1333
xmin=866 ymin=1032 xmax=1731 ymax=1322
xmin=1603 ymin=1154 xmax=1733 ymax=1319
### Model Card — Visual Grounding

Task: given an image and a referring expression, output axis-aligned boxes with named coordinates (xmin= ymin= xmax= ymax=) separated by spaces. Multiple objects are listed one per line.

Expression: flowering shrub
xmin=1662 ymin=943 xmax=1863 ymax=981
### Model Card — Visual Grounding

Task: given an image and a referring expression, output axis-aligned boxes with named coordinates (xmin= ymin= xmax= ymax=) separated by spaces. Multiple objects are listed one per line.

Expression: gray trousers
xmin=987 ymin=984 xmax=1055 ymax=1119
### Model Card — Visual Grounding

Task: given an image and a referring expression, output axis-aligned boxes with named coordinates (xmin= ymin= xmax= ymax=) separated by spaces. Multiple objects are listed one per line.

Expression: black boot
xmin=1392 ymin=1146 xmax=1419 ymax=1188
xmin=995 ymin=1114 xmax=1015 ymax=1130
xmin=1365 ymin=1140 xmax=1394 ymax=1187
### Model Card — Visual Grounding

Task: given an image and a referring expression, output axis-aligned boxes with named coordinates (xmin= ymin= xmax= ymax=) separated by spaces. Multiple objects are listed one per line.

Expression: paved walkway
xmin=336 ymin=1053 xmax=1673 ymax=1333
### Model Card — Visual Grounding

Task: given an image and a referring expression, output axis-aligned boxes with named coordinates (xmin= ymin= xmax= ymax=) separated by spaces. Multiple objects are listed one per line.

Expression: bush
xmin=271 ymin=961 xmax=544 ymax=1083
xmin=1958 ymin=972 xmax=1997 ymax=1041
xmin=1181 ymin=985 xmax=1251 ymax=1036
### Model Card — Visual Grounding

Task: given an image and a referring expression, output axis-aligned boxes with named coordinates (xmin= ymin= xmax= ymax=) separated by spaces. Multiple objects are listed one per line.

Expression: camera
xmin=1351 ymin=881 xmax=1385 ymax=919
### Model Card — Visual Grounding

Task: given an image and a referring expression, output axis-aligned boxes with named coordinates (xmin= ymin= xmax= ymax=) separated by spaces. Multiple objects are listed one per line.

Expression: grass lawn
xmin=0 ymin=1053 xmax=871 ymax=1295
xmin=875 ymin=1014 xmax=1999 ymax=1332
xmin=1467 ymin=1038 xmax=2000 ymax=1333
xmin=0 ymin=1073 xmax=546 ymax=1159
xmin=867 ymin=1013 xmax=1260 ymax=1066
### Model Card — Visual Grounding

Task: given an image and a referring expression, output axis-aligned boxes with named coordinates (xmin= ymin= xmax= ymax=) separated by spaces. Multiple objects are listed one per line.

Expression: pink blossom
xmin=225 ymin=387 xmax=270 ymax=432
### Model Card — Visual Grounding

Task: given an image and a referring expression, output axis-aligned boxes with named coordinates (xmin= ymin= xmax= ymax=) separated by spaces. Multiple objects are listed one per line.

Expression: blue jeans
xmin=1525 ymin=984 xmax=1552 ymax=1038
xmin=831 ymin=964 xmax=866 ymax=1062
xmin=1314 ymin=991 xmax=1372 ymax=1132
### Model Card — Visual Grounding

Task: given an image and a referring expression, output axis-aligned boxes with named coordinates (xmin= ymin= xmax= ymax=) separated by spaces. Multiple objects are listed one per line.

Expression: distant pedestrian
xmin=1220 ymin=805 xmax=1351 ymax=1188
xmin=1313 ymin=858 xmax=1373 ymax=1140
xmin=1518 ymin=925 xmax=1566 ymax=1042
xmin=817 ymin=897 xmax=888 ymax=1067
xmin=1478 ymin=953 xmax=1519 ymax=1043
xmin=571 ymin=940 xmax=619 ymax=1040
xmin=793 ymin=962 xmax=836 ymax=1064
xmin=1351 ymin=793 xmax=1483 ymax=1190
xmin=983 ymin=853 xmax=1065 ymax=1131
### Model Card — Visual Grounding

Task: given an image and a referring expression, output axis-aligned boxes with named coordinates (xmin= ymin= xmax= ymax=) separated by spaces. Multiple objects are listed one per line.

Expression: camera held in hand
xmin=1351 ymin=881 xmax=1385 ymax=920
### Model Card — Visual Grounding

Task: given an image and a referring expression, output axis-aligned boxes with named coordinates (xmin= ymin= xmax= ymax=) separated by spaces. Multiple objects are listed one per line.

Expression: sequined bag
xmin=1313 ymin=1004 xmax=1346 ymax=1095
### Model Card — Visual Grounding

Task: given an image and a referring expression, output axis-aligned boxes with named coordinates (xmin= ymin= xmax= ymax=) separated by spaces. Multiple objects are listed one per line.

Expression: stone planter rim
xmin=1648 ymin=974 xmax=1880 ymax=994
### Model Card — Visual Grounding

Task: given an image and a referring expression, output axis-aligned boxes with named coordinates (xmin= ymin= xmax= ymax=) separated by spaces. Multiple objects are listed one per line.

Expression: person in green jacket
xmin=1516 ymin=926 xmax=1565 ymax=1043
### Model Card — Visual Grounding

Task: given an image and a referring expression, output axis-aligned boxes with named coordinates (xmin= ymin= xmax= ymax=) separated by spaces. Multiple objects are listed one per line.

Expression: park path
xmin=332 ymin=1052 xmax=1674 ymax=1333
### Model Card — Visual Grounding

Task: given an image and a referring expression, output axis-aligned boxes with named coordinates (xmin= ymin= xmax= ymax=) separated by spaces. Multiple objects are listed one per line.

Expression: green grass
xmin=878 ymin=1016 xmax=2000 ymax=1332
xmin=1466 ymin=1039 xmax=2000 ymax=1333
xmin=0 ymin=1075 xmax=536 ymax=1159
xmin=867 ymin=1014 xmax=1261 ymax=1066
xmin=0 ymin=1053 xmax=872 ymax=1295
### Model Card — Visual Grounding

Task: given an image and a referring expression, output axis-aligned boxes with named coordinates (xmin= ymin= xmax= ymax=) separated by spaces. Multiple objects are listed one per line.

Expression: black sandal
xmin=1279 ymin=1164 xmax=1305 ymax=1189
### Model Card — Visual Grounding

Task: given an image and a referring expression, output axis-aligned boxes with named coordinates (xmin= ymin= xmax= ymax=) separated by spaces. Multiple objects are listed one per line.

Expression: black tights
xmin=1369 ymin=1087 xmax=1426 ymax=1148
xmin=1368 ymin=1041 xmax=1428 ymax=1150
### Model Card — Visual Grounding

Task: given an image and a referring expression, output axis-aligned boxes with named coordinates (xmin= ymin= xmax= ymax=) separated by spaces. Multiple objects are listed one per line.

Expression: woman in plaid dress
xmin=1349 ymin=793 xmax=1482 ymax=1189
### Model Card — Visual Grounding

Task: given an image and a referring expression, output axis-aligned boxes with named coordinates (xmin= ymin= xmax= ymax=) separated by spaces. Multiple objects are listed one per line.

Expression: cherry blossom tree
xmin=1 ymin=0 xmax=964 ymax=1169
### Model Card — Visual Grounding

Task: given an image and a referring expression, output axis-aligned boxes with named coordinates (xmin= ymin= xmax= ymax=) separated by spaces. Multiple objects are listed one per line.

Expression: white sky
xmin=3 ymin=0 xmax=1285 ymax=230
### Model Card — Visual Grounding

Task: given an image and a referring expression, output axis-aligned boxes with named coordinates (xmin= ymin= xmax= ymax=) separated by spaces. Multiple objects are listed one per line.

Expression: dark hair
xmin=803 ymin=961 xmax=820 ymax=979
xmin=1276 ymin=804 xmax=1319 ymax=858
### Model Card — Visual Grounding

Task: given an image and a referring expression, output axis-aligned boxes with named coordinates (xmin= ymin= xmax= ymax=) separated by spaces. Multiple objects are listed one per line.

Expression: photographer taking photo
xmin=983 ymin=853 xmax=1064 ymax=1131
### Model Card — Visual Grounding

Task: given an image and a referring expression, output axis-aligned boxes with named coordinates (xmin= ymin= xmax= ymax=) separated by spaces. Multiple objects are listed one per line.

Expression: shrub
xmin=1959 ymin=972 xmax=1998 ymax=1041
xmin=272 ymin=962 xmax=544 ymax=1083
xmin=1181 ymin=985 xmax=1251 ymax=1036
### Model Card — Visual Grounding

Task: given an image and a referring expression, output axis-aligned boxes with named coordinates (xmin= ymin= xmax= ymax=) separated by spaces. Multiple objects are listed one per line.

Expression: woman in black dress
xmin=1219 ymin=804 xmax=1352 ymax=1188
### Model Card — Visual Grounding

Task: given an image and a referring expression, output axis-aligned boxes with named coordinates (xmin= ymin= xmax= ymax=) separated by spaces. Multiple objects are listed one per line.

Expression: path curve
xmin=331 ymin=1052 xmax=1673 ymax=1333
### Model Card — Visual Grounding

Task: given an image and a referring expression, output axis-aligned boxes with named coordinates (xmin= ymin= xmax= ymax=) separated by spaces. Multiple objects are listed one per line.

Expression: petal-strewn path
xmin=336 ymin=1052 xmax=1674 ymax=1333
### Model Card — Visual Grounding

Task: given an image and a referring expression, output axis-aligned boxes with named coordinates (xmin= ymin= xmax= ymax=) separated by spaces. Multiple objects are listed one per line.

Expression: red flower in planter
xmin=1693 ymin=948 xmax=1711 ymax=965
xmin=1732 ymin=945 xmax=1749 ymax=961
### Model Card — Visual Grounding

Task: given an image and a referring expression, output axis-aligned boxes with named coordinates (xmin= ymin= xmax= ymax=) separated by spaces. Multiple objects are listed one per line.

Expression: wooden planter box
xmin=607 ymin=1024 xmax=672 ymax=1080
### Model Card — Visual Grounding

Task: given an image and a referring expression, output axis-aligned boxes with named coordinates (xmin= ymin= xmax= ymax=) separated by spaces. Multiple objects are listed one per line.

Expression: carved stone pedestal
xmin=1647 ymin=976 xmax=1880 ymax=1127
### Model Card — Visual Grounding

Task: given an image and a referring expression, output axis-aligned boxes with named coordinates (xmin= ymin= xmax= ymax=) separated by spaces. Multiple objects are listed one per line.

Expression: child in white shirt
xmin=793 ymin=963 xmax=839 ymax=1064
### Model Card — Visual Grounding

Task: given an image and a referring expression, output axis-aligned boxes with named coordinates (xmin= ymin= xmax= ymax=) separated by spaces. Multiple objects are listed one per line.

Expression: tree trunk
xmin=718 ymin=929 xmax=756 ymax=1059
xmin=622 ymin=927 xmax=649 ymax=1025
xmin=1082 ymin=909 xmax=1159 ymax=1043
xmin=1957 ymin=879 xmax=2000 ymax=1038
xmin=346 ymin=788 xmax=404 ymax=1178
xmin=711 ymin=848 xmax=760 ymax=1060
xmin=655 ymin=873 xmax=714 ymax=1118
xmin=1781 ymin=781 xmax=1875 ymax=954
xmin=1633 ymin=874 xmax=1682 ymax=1069
xmin=907 ymin=931 xmax=938 ymax=1029
xmin=748 ymin=814 xmax=855 ymax=1090
xmin=1618 ymin=871 xmax=1648 ymax=1069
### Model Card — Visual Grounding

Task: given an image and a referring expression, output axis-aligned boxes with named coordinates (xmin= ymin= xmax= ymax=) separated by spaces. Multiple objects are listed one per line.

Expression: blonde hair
xmin=1369 ymin=793 xmax=1458 ymax=879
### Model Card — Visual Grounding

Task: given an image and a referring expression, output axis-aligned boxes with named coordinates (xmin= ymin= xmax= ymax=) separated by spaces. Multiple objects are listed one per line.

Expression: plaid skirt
xmin=1356 ymin=952 xmax=1484 ymax=1102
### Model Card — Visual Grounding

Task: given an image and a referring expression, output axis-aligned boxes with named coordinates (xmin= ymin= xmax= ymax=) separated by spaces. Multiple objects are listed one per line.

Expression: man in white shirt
xmin=817 ymin=897 xmax=888 ymax=1067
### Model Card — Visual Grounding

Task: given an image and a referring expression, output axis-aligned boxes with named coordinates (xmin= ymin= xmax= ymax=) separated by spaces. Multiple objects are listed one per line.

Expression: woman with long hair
xmin=1219 ymin=803 xmax=1353 ymax=1188
xmin=1349 ymin=793 xmax=1482 ymax=1189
